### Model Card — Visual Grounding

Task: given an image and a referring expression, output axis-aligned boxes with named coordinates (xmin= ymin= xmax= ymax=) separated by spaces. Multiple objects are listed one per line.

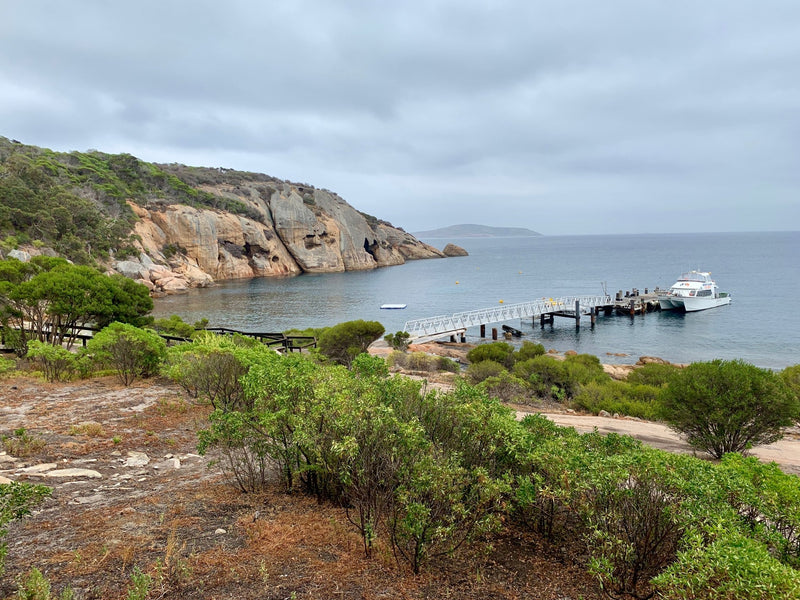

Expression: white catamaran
xmin=657 ymin=271 xmax=731 ymax=312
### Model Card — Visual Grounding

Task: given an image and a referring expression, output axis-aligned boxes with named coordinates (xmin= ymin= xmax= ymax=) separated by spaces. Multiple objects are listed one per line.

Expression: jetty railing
xmin=403 ymin=295 xmax=612 ymax=341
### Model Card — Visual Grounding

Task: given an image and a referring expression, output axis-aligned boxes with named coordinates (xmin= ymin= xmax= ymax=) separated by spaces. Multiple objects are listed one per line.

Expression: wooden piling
xmin=480 ymin=324 xmax=486 ymax=338
xmin=492 ymin=328 xmax=498 ymax=340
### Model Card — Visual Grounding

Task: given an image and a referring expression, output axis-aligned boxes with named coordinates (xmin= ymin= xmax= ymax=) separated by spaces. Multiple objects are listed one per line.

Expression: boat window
xmin=679 ymin=272 xmax=710 ymax=282
xmin=696 ymin=289 xmax=712 ymax=297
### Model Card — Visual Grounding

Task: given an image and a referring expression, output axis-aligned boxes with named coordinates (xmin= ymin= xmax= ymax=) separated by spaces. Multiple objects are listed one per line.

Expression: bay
xmin=152 ymin=231 xmax=800 ymax=370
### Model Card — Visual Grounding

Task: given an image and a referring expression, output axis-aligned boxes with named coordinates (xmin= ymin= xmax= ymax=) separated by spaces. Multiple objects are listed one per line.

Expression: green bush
xmin=384 ymin=331 xmax=411 ymax=352
xmin=436 ymin=356 xmax=460 ymax=373
xmin=317 ymin=320 xmax=385 ymax=366
xmin=466 ymin=342 xmax=515 ymax=368
xmin=0 ymin=355 xmax=16 ymax=378
xmin=572 ymin=380 xmax=663 ymax=420
xmin=1 ymin=482 xmax=51 ymax=577
xmin=513 ymin=340 xmax=546 ymax=361
xmin=626 ymin=362 xmax=681 ymax=387
xmin=25 ymin=340 xmax=75 ymax=382
xmin=86 ymin=323 xmax=167 ymax=386
xmin=477 ymin=370 xmax=529 ymax=402
xmin=151 ymin=314 xmax=198 ymax=339
xmin=466 ymin=359 xmax=505 ymax=384
xmin=662 ymin=359 xmax=800 ymax=458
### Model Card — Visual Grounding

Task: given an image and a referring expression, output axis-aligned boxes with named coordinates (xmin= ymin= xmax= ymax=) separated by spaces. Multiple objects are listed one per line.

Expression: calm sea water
xmin=152 ymin=232 xmax=800 ymax=370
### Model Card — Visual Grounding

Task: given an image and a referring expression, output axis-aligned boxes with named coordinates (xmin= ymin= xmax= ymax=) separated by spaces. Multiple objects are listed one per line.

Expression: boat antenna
xmin=601 ymin=281 xmax=608 ymax=298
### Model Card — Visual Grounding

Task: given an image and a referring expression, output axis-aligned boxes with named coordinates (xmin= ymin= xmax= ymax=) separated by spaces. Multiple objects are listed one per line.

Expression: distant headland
xmin=412 ymin=224 xmax=542 ymax=238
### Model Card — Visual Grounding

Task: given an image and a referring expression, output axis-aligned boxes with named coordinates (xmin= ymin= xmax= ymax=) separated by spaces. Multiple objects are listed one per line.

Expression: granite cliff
xmin=0 ymin=138 xmax=445 ymax=294
xmin=119 ymin=178 xmax=444 ymax=294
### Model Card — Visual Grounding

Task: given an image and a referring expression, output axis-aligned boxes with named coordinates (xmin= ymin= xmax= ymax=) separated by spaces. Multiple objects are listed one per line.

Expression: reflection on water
xmin=152 ymin=232 xmax=800 ymax=369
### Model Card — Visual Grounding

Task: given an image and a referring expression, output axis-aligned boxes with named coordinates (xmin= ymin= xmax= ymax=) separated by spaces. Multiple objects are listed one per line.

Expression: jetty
xmin=403 ymin=288 xmax=663 ymax=344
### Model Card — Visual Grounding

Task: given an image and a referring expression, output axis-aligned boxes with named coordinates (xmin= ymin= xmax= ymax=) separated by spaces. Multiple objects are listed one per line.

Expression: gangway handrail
xmin=403 ymin=295 xmax=611 ymax=339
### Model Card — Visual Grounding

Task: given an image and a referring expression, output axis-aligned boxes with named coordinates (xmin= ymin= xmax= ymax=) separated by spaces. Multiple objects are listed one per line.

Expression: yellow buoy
xmin=455 ymin=281 xmax=459 ymax=284
xmin=499 ymin=299 xmax=504 ymax=304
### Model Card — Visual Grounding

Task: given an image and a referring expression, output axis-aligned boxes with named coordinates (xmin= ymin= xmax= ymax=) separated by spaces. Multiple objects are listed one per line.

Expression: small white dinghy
xmin=380 ymin=303 xmax=407 ymax=310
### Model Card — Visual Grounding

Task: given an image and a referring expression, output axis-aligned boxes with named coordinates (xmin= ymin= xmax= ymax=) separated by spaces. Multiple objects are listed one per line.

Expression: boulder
xmin=442 ymin=243 xmax=469 ymax=257
xmin=8 ymin=249 xmax=31 ymax=262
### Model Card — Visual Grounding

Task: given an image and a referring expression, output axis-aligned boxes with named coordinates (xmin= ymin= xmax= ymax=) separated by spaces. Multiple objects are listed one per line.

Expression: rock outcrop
xmin=442 ymin=243 xmax=469 ymax=257
xmin=119 ymin=182 xmax=445 ymax=294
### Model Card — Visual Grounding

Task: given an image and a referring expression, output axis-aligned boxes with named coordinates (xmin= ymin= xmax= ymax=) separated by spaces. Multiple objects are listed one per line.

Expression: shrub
xmin=662 ymin=359 xmax=800 ymax=458
xmin=466 ymin=342 xmax=515 ymax=368
xmin=317 ymin=320 xmax=385 ymax=366
xmin=572 ymin=380 xmax=663 ymax=420
xmin=513 ymin=340 xmax=546 ymax=361
xmin=477 ymin=370 xmax=529 ymax=402
xmin=384 ymin=331 xmax=411 ymax=352
xmin=25 ymin=340 xmax=75 ymax=382
xmin=436 ymin=356 xmax=460 ymax=373
xmin=0 ymin=482 xmax=51 ymax=577
xmin=0 ymin=355 xmax=16 ymax=378
xmin=626 ymin=362 xmax=681 ymax=387
xmin=86 ymin=323 xmax=167 ymax=386
xmin=466 ymin=359 xmax=506 ymax=384
xmin=2 ymin=428 xmax=45 ymax=457
xmin=151 ymin=314 xmax=197 ymax=339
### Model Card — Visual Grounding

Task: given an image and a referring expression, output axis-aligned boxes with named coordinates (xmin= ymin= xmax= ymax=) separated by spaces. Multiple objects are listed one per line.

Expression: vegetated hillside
xmin=0 ymin=137 xmax=444 ymax=291
xmin=413 ymin=223 xmax=542 ymax=238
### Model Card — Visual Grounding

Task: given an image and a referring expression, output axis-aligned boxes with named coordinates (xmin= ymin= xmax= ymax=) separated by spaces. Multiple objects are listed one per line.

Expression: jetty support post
xmin=574 ymin=300 xmax=580 ymax=328
xmin=480 ymin=324 xmax=486 ymax=338
xmin=629 ymin=298 xmax=636 ymax=316
xmin=460 ymin=332 xmax=466 ymax=343
xmin=492 ymin=328 xmax=498 ymax=340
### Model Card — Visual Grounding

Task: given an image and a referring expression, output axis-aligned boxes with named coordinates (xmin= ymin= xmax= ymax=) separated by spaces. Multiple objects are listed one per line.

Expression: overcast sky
xmin=2 ymin=1 xmax=799 ymax=235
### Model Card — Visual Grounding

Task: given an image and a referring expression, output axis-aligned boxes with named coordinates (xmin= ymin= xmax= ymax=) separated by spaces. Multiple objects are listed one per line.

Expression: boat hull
xmin=658 ymin=294 xmax=731 ymax=312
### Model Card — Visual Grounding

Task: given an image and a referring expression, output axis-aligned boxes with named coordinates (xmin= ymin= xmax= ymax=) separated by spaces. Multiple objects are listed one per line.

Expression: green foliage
xmin=384 ymin=330 xmax=411 ymax=352
xmin=126 ymin=566 xmax=152 ymax=600
xmin=0 ymin=259 xmax=152 ymax=355
xmin=25 ymin=340 xmax=75 ymax=382
xmin=0 ymin=355 xmax=17 ymax=378
xmin=85 ymin=323 xmax=167 ymax=386
xmin=513 ymin=340 xmax=546 ymax=361
xmin=180 ymin=332 xmax=800 ymax=594
xmin=317 ymin=319 xmax=385 ymax=366
xmin=164 ymin=332 xmax=266 ymax=412
xmin=466 ymin=341 xmax=515 ymax=368
xmin=14 ymin=567 xmax=72 ymax=600
xmin=662 ymin=359 xmax=800 ymax=458
xmin=466 ymin=359 xmax=505 ymax=384
xmin=0 ymin=138 xmax=275 ymax=263
xmin=626 ymin=362 xmax=681 ymax=387
xmin=0 ymin=481 xmax=51 ymax=577
xmin=781 ymin=364 xmax=800 ymax=400
xmin=2 ymin=428 xmax=46 ymax=457
xmin=572 ymin=380 xmax=664 ymax=420
xmin=152 ymin=314 xmax=198 ymax=339
xmin=477 ymin=370 xmax=530 ymax=402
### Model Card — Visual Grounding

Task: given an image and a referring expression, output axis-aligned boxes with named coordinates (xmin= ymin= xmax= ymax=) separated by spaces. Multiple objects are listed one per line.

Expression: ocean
xmin=151 ymin=231 xmax=800 ymax=370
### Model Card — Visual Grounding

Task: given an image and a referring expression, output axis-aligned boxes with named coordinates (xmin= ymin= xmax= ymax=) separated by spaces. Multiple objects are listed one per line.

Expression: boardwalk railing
xmin=403 ymin=295 xmax=611 ymax=342
xmin=1 ymin=324 xmax=316 ymax=353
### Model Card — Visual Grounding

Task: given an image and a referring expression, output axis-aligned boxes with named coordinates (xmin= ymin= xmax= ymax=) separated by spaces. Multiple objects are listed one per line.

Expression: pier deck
xmin=403 ymin=290 xmax=663 ymax=343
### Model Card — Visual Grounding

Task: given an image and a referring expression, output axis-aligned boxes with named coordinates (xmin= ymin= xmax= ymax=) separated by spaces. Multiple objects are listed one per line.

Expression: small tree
xmin=384 ymin=331 xmax=411 ymax=352
xmin=662 ymin=359 xmax=800 ymax=458
xmin=317 ymin=320 xmax=385 ymax=366
xmin=26 ymin=340 xmax=76 ymax=382
xmin=86 ymin=323 xmax=167 ymax=386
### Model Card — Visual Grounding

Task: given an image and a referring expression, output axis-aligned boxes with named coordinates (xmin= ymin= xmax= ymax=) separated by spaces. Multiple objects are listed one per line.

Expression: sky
xmin=2 ymin=1 xmax=799 ymax=235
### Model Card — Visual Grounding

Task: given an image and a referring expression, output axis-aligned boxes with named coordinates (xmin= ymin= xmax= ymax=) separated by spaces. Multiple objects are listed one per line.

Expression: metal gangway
xmin=403 ymin=295 xmax=612 ymax=343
